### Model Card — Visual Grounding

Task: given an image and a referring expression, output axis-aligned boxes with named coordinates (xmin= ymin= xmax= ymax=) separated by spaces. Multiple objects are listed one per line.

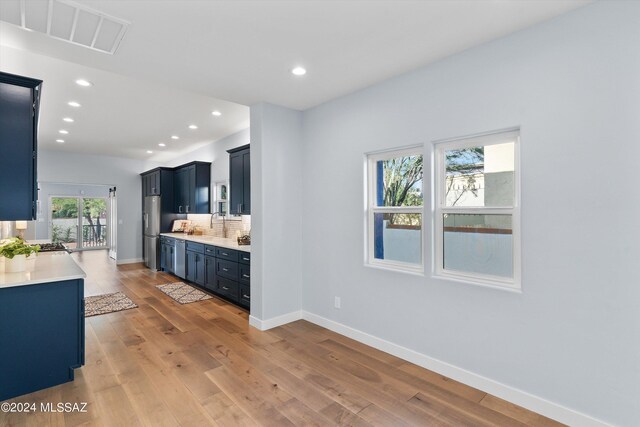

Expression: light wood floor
xmin=1 ymin=250 xmax=563 ymax=427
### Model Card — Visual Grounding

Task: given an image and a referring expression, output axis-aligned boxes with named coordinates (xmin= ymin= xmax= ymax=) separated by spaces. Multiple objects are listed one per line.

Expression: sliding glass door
xmin=50 ymin=197 xmax=108 ymax=250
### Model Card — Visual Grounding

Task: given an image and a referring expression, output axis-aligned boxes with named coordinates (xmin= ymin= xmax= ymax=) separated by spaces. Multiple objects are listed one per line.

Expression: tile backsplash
xmin=186 ymin=214 xmax=251 ymax=239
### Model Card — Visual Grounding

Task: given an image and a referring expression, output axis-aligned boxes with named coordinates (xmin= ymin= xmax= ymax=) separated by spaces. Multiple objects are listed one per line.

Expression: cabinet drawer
xmin=239 ymin=251 xmax=250 ymax=265
xmin=239 ymin=264 xmax=250 ymax=285
xmin=205 ymin=245 xmax=216 ymax=256
xmin=216 ymin=258 xmax=238 ymax=281
xmin=239 ymin=284 xmax=250 ymax=307
xmin=216 ymin=247 xmax=239 ymax=262
xmin=216 ymin=277 xmax=238 ymax=301
xmin=186 ymin=241 xmax=204 ymax=253
xmin=160 ymin=236 xmax=174 ymax=245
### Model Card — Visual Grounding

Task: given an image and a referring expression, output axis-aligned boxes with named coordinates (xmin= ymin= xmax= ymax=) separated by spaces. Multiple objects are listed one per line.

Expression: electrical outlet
xmin=334 ymin=296 xmax=341 ymax=309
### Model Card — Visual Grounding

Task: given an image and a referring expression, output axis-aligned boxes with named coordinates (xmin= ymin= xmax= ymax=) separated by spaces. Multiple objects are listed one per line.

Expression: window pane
xmin=376 ymin=155 xmax=423 ymax=207
xmin=445 ymin=142 xmax=514 ymax=207
xmin=374 ymin=213 xmax=422 ymax=264
xmin=443 ymin=214 xmax=513 ymax=278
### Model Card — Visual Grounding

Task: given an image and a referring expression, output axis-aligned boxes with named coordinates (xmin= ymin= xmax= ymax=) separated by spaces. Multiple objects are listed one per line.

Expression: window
xmin=366 ymin=147 xmax=424 ymax=273
xmin=434 ymin=129 xmax=520 ymax=289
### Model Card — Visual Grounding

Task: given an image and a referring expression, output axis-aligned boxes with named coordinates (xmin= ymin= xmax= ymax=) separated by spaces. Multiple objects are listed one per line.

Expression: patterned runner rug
xmin=156 ymin=282 xmax=212 ymax=304
xmin=85 ymin=291 xmax=138 ymax=317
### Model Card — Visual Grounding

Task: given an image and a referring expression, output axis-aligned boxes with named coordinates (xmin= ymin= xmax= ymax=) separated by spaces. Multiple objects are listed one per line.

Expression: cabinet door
xmin=160 ymin=243 xmax=167 ymax=271
xmin=185 ymin=250 xmax=195 ymax=282
xmin=229 ymin=152 xmax=243 ymax=215
xmin=185 ymin=166 xmax=195 ymax=213
xmin=242 ymin=150 xmax=250 ymax=214
xmin=205 ymin=255 xmax=216 ymax=291
xmin=174 ymin=169 xmax=186 ymax=213
xmin=150 ymin=171 xmax=160 ymax=195
xmin=168 ymin=244 xmax=175 ymax=274
xmin=195 ymin=252 xmax=205 ymax=286
xmin=0 ymin=79 xmax=38 ymax=220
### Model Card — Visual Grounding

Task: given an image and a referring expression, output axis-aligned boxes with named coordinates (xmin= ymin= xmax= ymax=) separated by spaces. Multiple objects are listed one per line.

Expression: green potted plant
xmin=0 ymin=237 xmax=39 ymax=273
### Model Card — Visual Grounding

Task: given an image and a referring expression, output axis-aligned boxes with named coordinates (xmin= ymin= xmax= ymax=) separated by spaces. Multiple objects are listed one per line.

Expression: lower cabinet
xmin=160 ymin=237 xmax=175 ymax=274
xmin=0 ymin=279 xmax=84 ymax=401
xmin=185 ymin=247 xmax=205 ymax=286
xmin=169 ymin=238 xmax=249 ymax=310
xmin=205 ymin=246 xmax=249 ymax=309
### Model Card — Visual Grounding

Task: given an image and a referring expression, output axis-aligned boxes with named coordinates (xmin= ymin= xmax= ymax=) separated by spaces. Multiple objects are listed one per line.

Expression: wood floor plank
xmin=479 ymin=394 xmax=564 ymax=426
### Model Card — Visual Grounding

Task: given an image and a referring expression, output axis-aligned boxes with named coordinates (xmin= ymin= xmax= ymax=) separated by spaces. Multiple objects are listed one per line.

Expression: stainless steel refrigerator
xmin=143 ymin=196 xmax=161 ymax=270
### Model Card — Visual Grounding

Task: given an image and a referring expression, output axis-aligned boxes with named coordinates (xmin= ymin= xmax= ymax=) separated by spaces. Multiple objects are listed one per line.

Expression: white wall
xmin=250 ymin=102 xmax=303 ymax=322
xmin=294 ymin=2 xmax=639 ymax=425
xmin=38 ymin=150 xmax=159 ymax=262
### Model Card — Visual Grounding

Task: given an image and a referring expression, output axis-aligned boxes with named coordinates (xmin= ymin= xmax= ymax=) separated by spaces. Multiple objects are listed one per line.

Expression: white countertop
xmin=160 ymin=233 xmax=251 ymax=253
xmin=0 ymin=252 xmax=87 ymax=289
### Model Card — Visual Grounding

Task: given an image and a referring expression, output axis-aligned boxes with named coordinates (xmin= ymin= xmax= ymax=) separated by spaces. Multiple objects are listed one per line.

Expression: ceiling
xmin=0 ymin=0 xmax=592 ymax=160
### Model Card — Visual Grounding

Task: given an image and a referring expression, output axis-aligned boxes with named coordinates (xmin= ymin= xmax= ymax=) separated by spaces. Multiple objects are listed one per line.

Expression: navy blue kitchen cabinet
xmin=173 ymin=162 xmax=211 ymax=214
xmin=160 ymin=236 xmax=175 ymax=274
xmin=0 ymin=71 xmax=42 ymax=220
xmin=228 ymin=144 xmax=250 ymax=215
xmin=185 ymin=242 xmax=205 ymax=286
xmin=204 ymin=254 xmax=217 ymax=291
xmin=0 ymin=279 xmax=84 ymax=401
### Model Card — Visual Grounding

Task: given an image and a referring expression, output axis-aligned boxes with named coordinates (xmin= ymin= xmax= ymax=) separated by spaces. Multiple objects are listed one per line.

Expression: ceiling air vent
xmin=0 ymin=0 xmax=130 ymax=55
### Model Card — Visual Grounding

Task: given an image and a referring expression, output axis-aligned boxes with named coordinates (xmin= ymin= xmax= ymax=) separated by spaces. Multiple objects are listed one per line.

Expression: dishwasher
xmin=174 ymin=239 xmax=186 ymax=279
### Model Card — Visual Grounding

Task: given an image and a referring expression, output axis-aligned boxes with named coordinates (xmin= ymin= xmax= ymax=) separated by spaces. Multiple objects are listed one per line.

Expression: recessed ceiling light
xmin=291 ymin=66 xmax=307 ymax=76
xmin=75 ymin=79 xmax=92 ymax=87
xmin=68 ymin=101 xmax=81 ymax=107
xmin=147 ymin=150 xmax=153 ymax=154
xmin=158 ymin=143 xmax=166 ymax=147
xmin=56 ymin=139 xmax=65 ymax=143
xmin=59 ymin=129 xmax=69 ymax=134
xmin=63 ymin=117 xmax=74 ymax=122
xmin=171 ymin=135 xmax=179 ymax=140
xmin=188 ymin=125 xmax=198 ymax=129
xmin=211 ymin=111 xmax=221 ymax=117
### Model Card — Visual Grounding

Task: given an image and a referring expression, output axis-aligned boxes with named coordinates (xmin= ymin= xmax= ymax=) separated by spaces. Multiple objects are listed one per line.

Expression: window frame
xmin=365 ymin=145 xmax=425 ymax=274
xmin=433 ymin=129 xmax=521 ymax=290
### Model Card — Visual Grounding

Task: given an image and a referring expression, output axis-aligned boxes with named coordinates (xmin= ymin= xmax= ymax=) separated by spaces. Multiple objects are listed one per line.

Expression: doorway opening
xmin=50 ymin=196 xmax=109 ymax=251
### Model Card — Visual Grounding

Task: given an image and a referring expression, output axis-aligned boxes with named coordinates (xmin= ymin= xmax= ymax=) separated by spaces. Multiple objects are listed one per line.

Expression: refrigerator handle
xmin=144 ymin=213 xmax=148 ymax=230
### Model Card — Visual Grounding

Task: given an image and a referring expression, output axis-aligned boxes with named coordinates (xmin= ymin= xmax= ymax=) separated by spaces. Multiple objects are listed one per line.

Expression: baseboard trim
xmin=300 ymin=310 xmax=611 ymax=427
xmin=249 ymin=310 xmax=302 ymax=331
xmin=115 ymin=258 xmax=143 ymax=265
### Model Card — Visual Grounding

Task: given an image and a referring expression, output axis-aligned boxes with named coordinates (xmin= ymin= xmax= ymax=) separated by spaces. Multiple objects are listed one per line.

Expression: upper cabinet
xmin=173 ymin=162 xmax=211 ymax=214
xmin=0 ymin=72 xmax=42 ymax=220
xmin=228 ymin=144 xmax=250 ymax=215
xmin=142 ymin=170 xmax=161 ymax=197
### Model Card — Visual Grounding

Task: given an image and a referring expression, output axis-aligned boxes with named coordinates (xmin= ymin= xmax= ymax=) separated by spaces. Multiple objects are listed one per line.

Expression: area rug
xmin=85 ymin=292 xmax=138 ymax=317
xmin=156 ymin=282 xmax=212 ymax=305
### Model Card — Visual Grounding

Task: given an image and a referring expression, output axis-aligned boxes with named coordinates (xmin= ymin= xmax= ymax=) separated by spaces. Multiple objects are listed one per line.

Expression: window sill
xmin=364 ymin=262 xmax=425 ymax=277
xmin=433 ymin=272 xmax=522 ymax=293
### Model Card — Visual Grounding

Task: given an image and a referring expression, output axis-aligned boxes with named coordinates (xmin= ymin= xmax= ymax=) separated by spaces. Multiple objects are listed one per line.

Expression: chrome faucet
xmin=210 ymin=212 xmax=227 ymax=238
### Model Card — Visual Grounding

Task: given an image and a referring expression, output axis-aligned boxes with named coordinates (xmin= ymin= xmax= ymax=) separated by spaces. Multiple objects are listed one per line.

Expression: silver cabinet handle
xmin=222 ymin=286 xmax=229 ymax=290
xmin=242 ymin=294 xmax=250 ymax=299
xmin=179 ymin=206 xmax=183 ymax=213
xmin=242 ymin=257 xmax=249 ymax=261
xmin=221 ymin=252 xmax=228 ymax=256
xmin=242 ymin=274 xmax=250 ymax=278
xmin=186 ymin=205 xmax=190 ymax=213
xmin=222 ymin=268 xmax=229 ymax=272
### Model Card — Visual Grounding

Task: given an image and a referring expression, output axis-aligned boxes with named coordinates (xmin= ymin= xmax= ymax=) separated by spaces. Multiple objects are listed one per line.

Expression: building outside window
xmin=434 ymin=129 xmax=520 ymax=289
xmin=366 ymin=147 xmax=424 ymax=273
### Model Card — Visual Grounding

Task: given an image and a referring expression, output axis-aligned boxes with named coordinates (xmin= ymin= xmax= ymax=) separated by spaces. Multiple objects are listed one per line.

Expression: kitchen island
xmin=0 ymin=252 xmax=86 ymax=401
